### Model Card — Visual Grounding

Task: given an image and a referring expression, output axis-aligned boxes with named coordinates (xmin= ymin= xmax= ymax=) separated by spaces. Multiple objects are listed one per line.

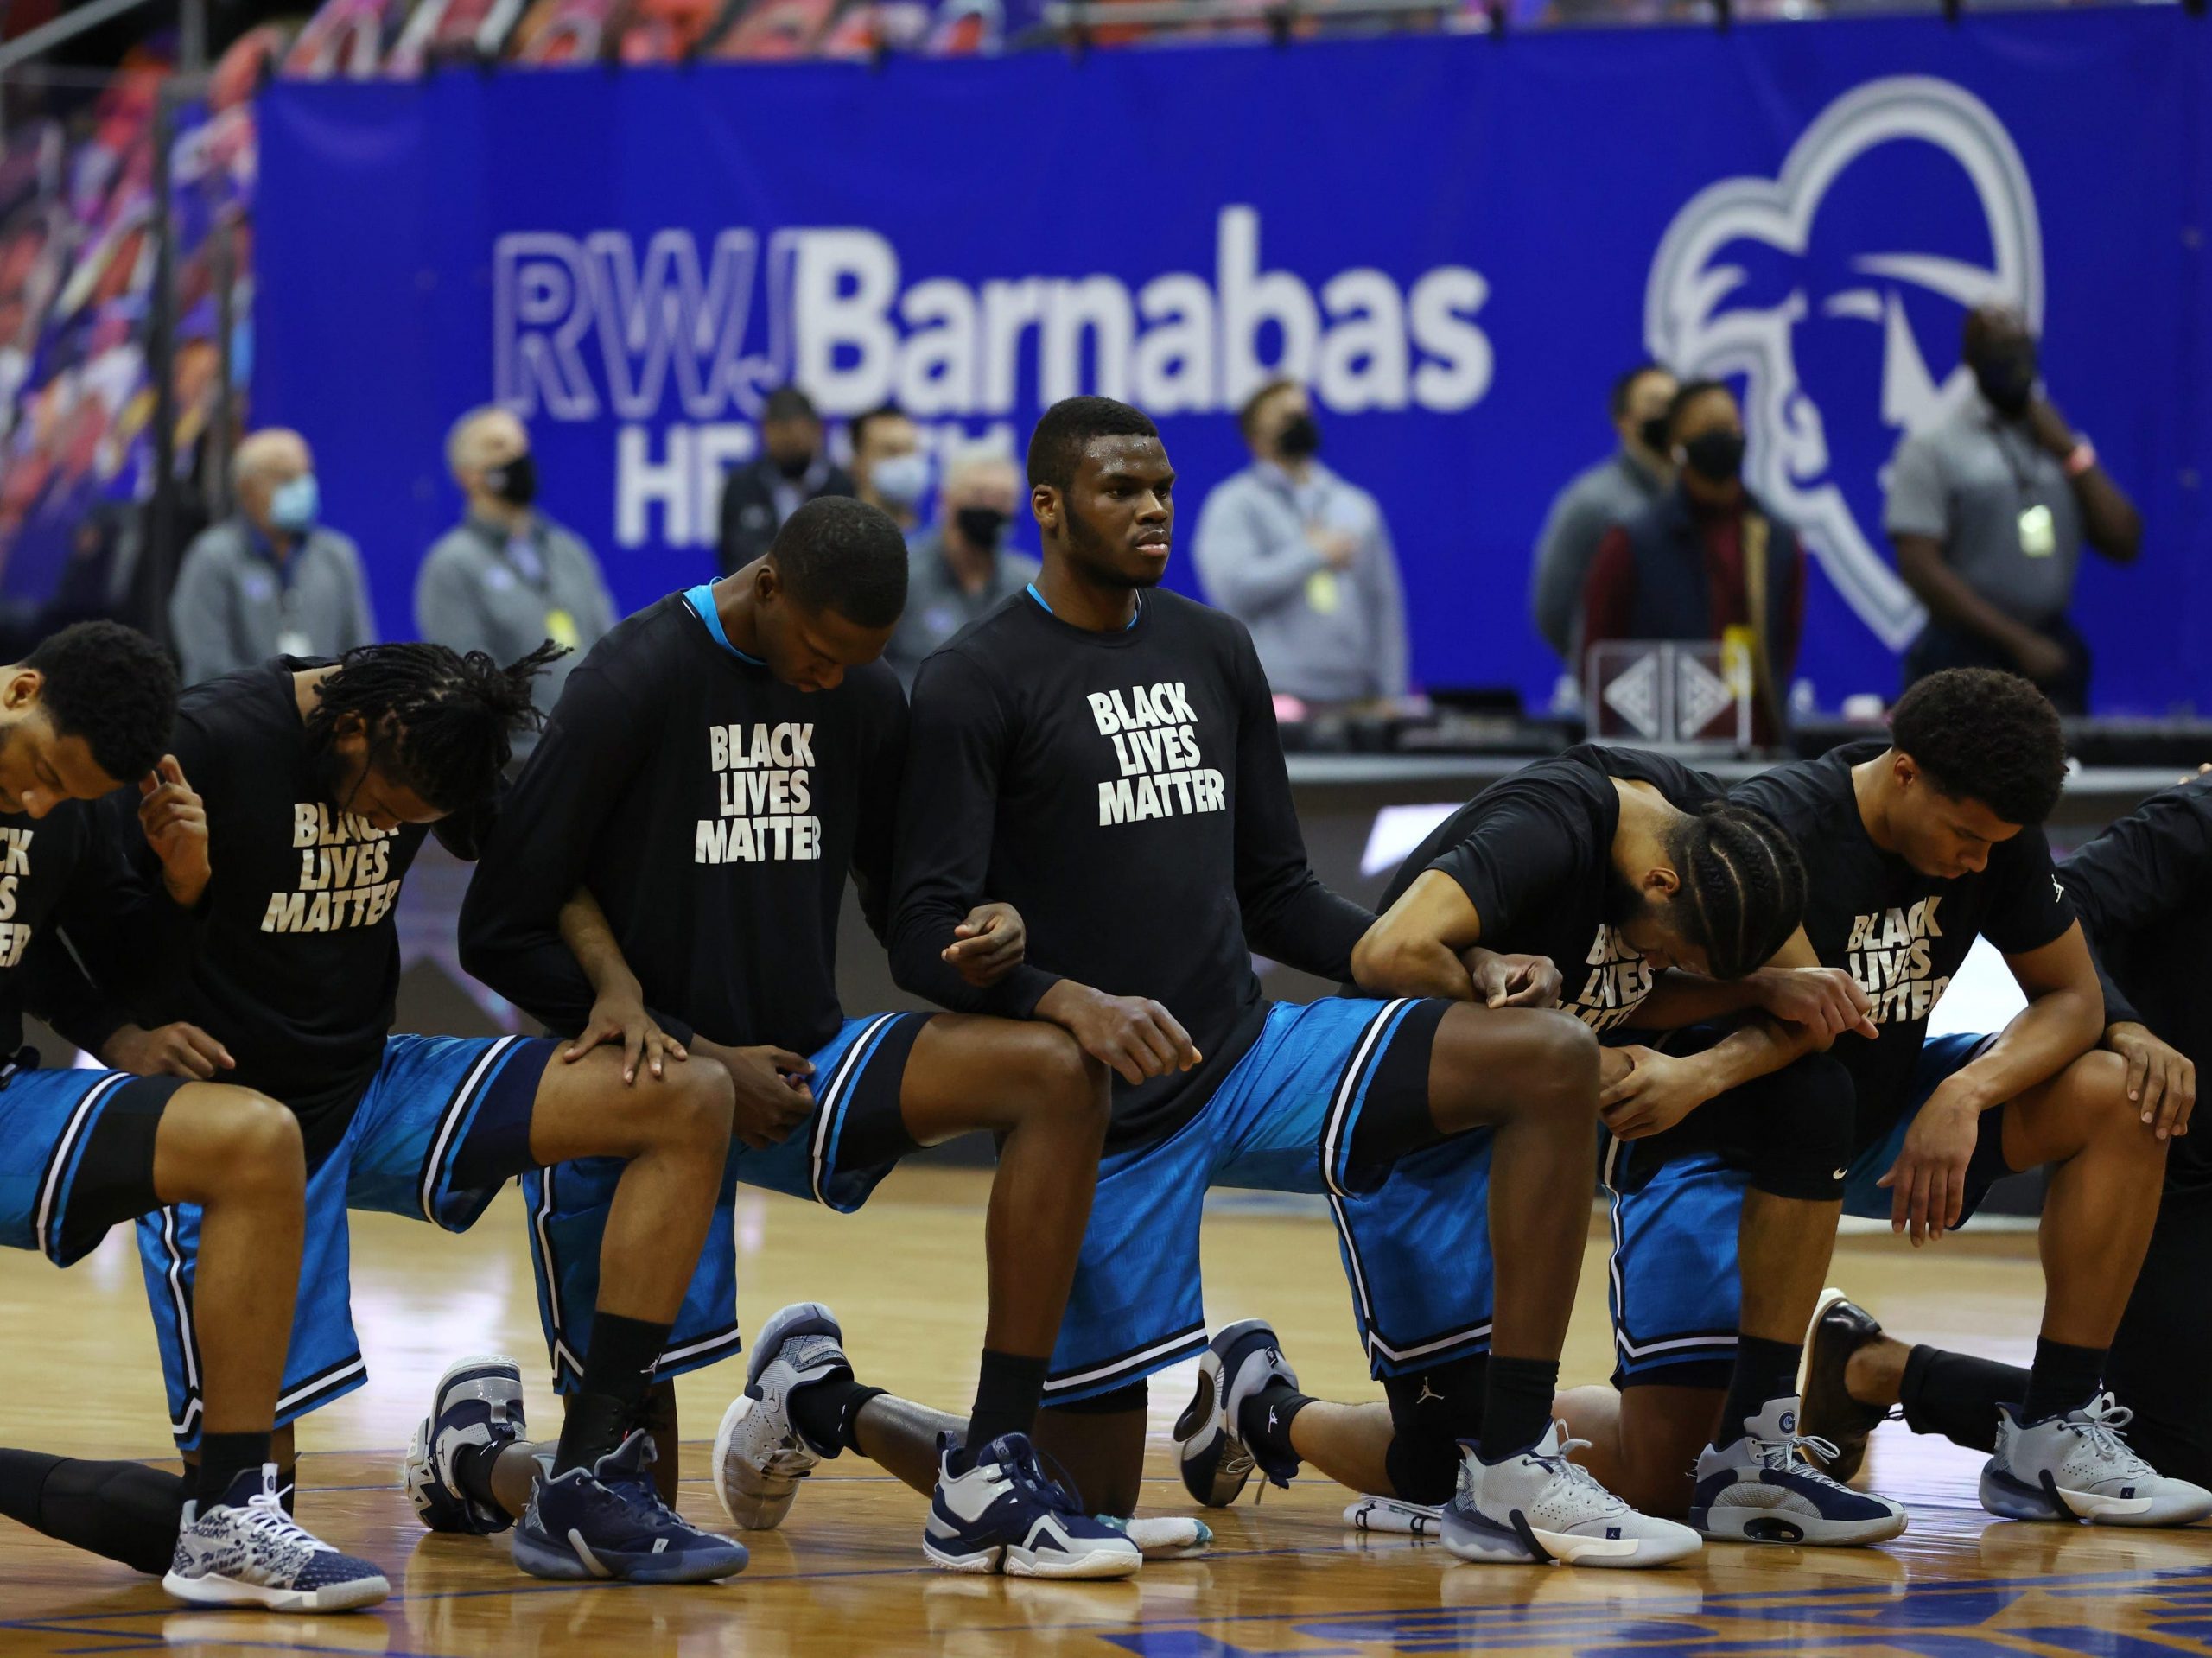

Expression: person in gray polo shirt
xmin=168 ymin=428 xmax=378 ymax=686
xmin=1887 ymin=304 xmax=2140 ymax=714
xmin=416 ymin=406 xmax=616 ymax=748
xmin=1192 ymin=378 xmax=1408 ymax=708
xmin=1529 ymin=361 xmax=1677 ymax=673
xmin=882 ymin=449 xmax=1038 ymax=689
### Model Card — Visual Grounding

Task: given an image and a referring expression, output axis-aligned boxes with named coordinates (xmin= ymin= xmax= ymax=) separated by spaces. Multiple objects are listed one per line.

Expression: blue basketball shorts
xmin=1603 ymin=1032 xmax=2012 ymax=1389
xmin=524 ymin=1012 xmax=928 ymax=1392
xmin=139 ymin=1033 xmax=557 ymax=1447
xmin=0 ymin=1061 xmax=185 ymax=1267
xmin=1044 ymin=996 xmax=1471 ymax=1406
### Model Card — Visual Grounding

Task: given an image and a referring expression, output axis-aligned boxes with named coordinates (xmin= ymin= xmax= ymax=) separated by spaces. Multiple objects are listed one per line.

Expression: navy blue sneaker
xmin=165 ymin=1465 xmax=389 ymax=1611
xmin=1690 ymin=1396 xmax=1907 ymax=1546
xmin=403 ymin=1354 xmax=524 ymax=1534
xmin=511 ymin=1431 xmax=750 ymax=1583
xmin=925 ymin=1432 xmax=1141 ymax=1579
xmin=1173 ymin=1319 xmax=1301 ymax=1507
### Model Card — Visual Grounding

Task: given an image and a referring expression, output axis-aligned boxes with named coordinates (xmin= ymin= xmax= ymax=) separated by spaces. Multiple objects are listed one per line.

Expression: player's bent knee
xmin=167 ymin=1085 xmax=304 ymax=1198
xmin=1523 ymin=1012 xmax=1601 ymax=1115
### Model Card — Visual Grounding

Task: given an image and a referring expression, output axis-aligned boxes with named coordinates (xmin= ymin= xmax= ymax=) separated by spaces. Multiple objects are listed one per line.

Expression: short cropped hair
xmin=763 ymin=384 xmax=820 ymax=425
xmin=1665 ymin=378 xmax=1733 ymax=442
xmin=1891 ymin=669 xmax=2067 ymax=827
xmin=769 ymin=496 xmax=909 ymax=629
xmin=24 ymin=621 xmax=178 ymax=784
xmin=849 ymin=401 xmax=908 ymax=452
xmin=1027 ymin=397 xmax=1160 ymax=493
xmin=1236 ymin=378 xmax=1300 ymax=441
xmin=1611 ymin=361 xmax=1670 ymax=419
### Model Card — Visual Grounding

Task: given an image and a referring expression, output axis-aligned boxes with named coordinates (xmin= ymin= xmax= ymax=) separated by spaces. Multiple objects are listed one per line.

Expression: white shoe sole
xmin=162 ymin=1566 xmax=390 ymax=1613
xmin=923 ymin=1538 xmax=1142 ymax=1579
xmin=1696 ymin=1505 xmax=1907 ymax=1547
xmin=1444 ymin=1510 xmax=1701 ymax=1569
xmin=711 ymin=1394 xmax=809 ymax=1529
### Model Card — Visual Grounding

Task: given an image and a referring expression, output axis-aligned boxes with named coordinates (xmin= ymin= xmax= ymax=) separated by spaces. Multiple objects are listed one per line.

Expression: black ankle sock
xmin=788 ymin=1372 xmax=888 ymax=1458
xmin=2023 ymin=1337 xmax=2107 ymax=1425
xmin=554 ymin=1312 xmax=672 ymax=1474
xmin=1719 ymin=1337 xmax=1803 ymax=1445
xmin=965 ymin=1350 xmax=1050 ymax=1452
xmin=454 ymin=1440 xmax=505 ymax=1509
xmin=1478 ymin=1356 xmax=1560 ymax=1462
xmin=194 ymin=1433 xmax=270 ymax=1507
xmin=1237 ymin=1379 xmax=1314 ymax=1471
xmin=0 ymin=1451 xmax=188 ymax=1577
xmin=1900 ymin=1344 xmax=2021 ymax=1452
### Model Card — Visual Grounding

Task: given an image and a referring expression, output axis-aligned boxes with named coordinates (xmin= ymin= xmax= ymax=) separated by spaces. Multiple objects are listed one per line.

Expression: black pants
xmin=2104 ymin=1185 xmax=2212 ymax=1484
xmin=1904 ymin=616 xmax=2089 ymax=715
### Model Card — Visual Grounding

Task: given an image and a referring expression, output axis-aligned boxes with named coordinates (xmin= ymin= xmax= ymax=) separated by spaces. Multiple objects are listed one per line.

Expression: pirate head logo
xmin=1645 ymin=77 xmax=2043 ymax=650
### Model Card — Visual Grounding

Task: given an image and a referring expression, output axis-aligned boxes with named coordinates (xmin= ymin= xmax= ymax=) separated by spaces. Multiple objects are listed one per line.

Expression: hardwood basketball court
xmin=3 ymin=1166 xmax=2204 ymax=1656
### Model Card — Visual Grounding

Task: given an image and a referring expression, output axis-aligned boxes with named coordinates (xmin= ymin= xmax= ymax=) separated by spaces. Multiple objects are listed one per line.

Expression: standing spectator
xmin=1529 ymin=361 xmax=1677 ymax=666
xmin=882 ymin=451 xmax=1037 ymax=688
xmin=851 ymin=402 xmax=928 ymax=534
xmin=168 ymin=427 xmax=376 ymax=686
xmin=1888 ymin=304 xmax=2140 ymax=714
xmin=1581 ymin=379 xmax=1805 ymax=744
xmin=415 ymin=405 xmax=615 ymax=752
xmin=1192 ymin=379 xmax=1408 ymax=707
xmin=716 ymin=384 xmax=854 ymax=577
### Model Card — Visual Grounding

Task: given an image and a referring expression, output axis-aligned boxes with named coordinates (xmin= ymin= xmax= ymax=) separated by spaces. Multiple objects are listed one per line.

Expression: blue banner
xmin=254 ymin=11 xmax=2210 ymax=715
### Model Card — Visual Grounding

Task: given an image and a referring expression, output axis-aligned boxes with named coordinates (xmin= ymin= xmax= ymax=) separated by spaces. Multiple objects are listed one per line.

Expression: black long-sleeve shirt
xmin=2059 ymin=774 xmax=2212 ymax=1193
xmin=0 ymin=799 xmax=136 ymax=1058
xmin=459 ymin=589 xmax=907 ymax=1054
xmin=889 ymin=587 xmax=1372 ymax=1147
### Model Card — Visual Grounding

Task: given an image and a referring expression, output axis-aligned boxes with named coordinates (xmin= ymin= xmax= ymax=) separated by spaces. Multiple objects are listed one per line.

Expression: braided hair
xmin=1662 ymin=801 xmax=1808 ymax=980
xmin=304 ymin=641 xmax=563 ymax=814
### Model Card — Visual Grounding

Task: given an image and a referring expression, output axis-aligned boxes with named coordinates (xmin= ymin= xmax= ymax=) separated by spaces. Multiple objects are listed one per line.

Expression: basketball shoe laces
xmin=226 ymin=1483 xmax=338 ymax=1561
xmin=1521 ymin=1435 xmax=1629 ymax=1516
xmin=2056 ymin=1394 xmax=2153 ymax=1477
xmin=1745 ymin=1428 xmax=1853 ymax=1489
xmin=995 ymin=1438 xmax=1089 ymax=1520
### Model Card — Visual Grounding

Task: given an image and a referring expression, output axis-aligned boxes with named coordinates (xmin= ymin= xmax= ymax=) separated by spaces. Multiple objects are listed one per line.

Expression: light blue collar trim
xmin=1025 ymin=581 xmax=1141 ymax=631
xmin=684 ymin=583 xmax=765 ymax=664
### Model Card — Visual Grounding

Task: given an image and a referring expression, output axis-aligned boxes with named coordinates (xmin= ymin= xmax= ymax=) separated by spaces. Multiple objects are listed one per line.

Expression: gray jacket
xmin=1529 ymin=451 xmax=1668 ymax=661
xmin=1191 ymin=461 xmax=1408 ymax=703
xmin=415 ymin=514 xmax=617 ymax=739
xmin=169 ymin=518 xmax=378 ymax=688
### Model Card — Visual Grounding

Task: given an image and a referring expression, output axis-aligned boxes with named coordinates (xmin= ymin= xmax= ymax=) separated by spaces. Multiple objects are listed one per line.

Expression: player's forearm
xmin=1950 ymin=985 xmax=2105 ymax=1112
xmin=887 ymin=901 xmax=1059 ymax=1019
xmin=559 ymin=888 xmax=642 ymax=1000
xmin=1350 ymin=926 xmax=1474 ymax=1001
xmin=1675 ymin=1018 xmax=1815 ymax=1099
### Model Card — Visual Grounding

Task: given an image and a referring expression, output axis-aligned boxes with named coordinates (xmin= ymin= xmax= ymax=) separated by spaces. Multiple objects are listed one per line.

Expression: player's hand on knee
xmin=1039 ymin=982 xmax=1199 ymax=1087
xmin=2106 ymin=1021 xmax=2194 ymax=1140
xmin=567 ymin=986 xmax=688 ymax=1086
xmin=1878 ymin=1096 xmax=1976 ymax=1245
xmin=704 ymin=1042 xmax=815 ymax=1148
xmin=1752 ymin=967 xmax=1876 ymax=1042
xmin=100 ymin=1020 xmax=234 ymax=1080
xmin=1464 ymin=949 xmax=1562 ymax=1009
xmin=943 ymin=903 xmax=1027 ymax=988
xmin=1598 ymin=1045 xmax=1708 ymax=1139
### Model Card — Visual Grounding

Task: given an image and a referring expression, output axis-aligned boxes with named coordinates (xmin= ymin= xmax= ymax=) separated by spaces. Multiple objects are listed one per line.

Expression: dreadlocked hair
xmin=1663 ymin=801 xmax=1808 ymax=980
xmin=305 ymin=640 xmax=563 ymax=813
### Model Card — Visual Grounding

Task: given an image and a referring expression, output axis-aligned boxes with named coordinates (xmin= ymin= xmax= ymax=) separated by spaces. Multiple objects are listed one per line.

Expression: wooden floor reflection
xmin=3 ymin=1167 xmax=2206 ymax=1655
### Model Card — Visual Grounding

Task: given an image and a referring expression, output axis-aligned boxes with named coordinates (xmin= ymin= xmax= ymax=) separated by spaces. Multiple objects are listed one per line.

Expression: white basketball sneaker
xmin=1981 ymin=1393 xmax=2212 ymax=1528
xmin=711 ymin=1301 xmax=853 ymax=1529
xmin=1443 ymin=1423 xmax=1701 ymax=1569
xmin=164 ymin=1465 xmax=389 ymax=1612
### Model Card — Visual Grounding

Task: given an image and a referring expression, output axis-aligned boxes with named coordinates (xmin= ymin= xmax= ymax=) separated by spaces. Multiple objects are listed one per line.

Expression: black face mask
xmin=1681 ymin=429 xmax=1746 ymax=484
xmin=1970 ymin=338 xmax=2037 ymax=419
xmin=955 ymin=505 xmax=1009 ymax=553
xmin=1637 ymin=415 xmax=1672 ymax=457
xmin=483 ymin=451 xmax=537 ymax=509
xmin=774 ymin=450 xmax=816 ymax=481
xmin=1275 ymin=412 xmax=1322 ymax=461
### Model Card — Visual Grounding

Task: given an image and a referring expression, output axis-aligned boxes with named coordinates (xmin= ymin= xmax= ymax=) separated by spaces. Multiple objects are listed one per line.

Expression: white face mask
xmin=869 ymin=450 xmax=931 ymax=509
